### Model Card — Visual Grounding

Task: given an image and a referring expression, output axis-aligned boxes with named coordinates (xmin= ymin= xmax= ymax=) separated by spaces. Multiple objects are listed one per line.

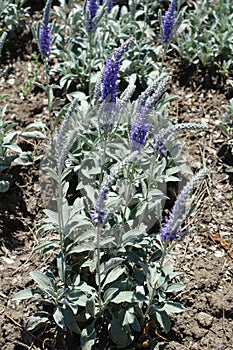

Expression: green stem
xmin=144 ymin=241 xmax=168 ymax=322
xmin=88 ymin=32 xmax=94 ymax=103
xmin=117 ymin=161 xmax=135 ymax=247
xmin=161 ymin=43 xmax=170 ymax=72
xmin=137 ymin=155 xmax=158 ymax=228
xmin=99 ymin=139 xmax=107 ymax=185
xmin=160 ymin=240 xmax=168 ymax=268
xmin=44 ymin=57 xmax=53 ymax=134
xmin=57 ymin=173 xmax=66 ymax=287
xmin=96 ymin=224 xmax=103 ymax=312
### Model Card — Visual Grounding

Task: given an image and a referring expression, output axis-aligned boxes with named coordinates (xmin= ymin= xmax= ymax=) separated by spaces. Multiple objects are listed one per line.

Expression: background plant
xmin=0 ymin=0 xmax=29 ymax=36
xmin=47 ymin=0 xmax=168 ymax=97
xmin=174 ymin=0 xmax=233 ymax=81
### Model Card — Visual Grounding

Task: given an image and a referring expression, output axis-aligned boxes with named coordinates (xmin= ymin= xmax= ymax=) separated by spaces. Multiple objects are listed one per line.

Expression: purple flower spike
xmin=131 ymin=75 xmax=171 ymax=151
xmin=39 ymin=0 xmax=52 ymax=58
xmin=105 ymin=0 xmax=113 ymax=13
xmin=91 ymin=153 xmax=136 ymax=225
xmin=101 ymin=38 xmax=134 ymax=103
xmin=152 ymin=123 xmax=206 ymax=155
xmin=131 ymin=107 xmax=149 ymax=151
xmin=91 ymin=185 xmax=108 ymax=225
xmin=162 ymin=0 xmax=177 ymax=44
xmin=86 ymin=0 xmax=98 ymax=32
xmin=160 ymin=168 xmax=208 ymax=242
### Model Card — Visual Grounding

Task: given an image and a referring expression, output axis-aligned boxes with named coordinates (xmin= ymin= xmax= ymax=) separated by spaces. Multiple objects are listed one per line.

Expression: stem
xmin=44 ymin=57 xmax=53 ymax=134
xmin=88 ymin=32 xmax=94 ymax=103
xmin=144 ymin=241 xmax=168 ymax=322
xmin=138 ymin=154 xmax=159 ymax=226
xmin=96 ymin=224 xmax=103 ymax=312
xmin=160 ymin=240 xmax=168 ymax=268
xmin=160 ymin=43 xmax=169 ymax=72
xmin=117 ymin=161 xmax=135 ymax=247
xmin=99 ymin=139 xmax=107 ymax=185
xmin=57 ymin=173 xmax=66 ymax=287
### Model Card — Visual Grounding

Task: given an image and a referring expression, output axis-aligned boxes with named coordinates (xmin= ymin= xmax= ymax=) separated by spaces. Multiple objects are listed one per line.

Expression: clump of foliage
xmin=174 ymin=0 xmax=233 ymax=78
xmin=0 ymin=0 xmax=29 ymax=35
xmin=0 ymin=94 xmax=47 ymax=192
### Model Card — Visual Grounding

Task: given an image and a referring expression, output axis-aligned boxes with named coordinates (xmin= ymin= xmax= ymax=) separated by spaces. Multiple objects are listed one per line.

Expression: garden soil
xmin=0 ymin=4 xmax=233 ymax=350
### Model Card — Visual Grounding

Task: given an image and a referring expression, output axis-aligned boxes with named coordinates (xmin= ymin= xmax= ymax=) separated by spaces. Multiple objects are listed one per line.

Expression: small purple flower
xmin=160 ymin=168 xmax=208 ymax=242
xmin=101 ymin=37 xmax=134 ymax=103
xmin=105 ymin=0 xmax=113 ymax=13
xmin=39 ymin=0 xmax=52 ymax=58
xmin=153 ymin=138 xmax=165 ymax=155
xmin=162 ymin=0 xmax=177 ymax=44
xmin=86 ymin=0 xmax=98 ymax=32
xmin=131 ymin=75 xmax=171 ymax=151
xmin=131 ymin=106 xmax=149 ymax=151
xmin=91 ymin=153 xmax=136 ymax=225
xmin=152 ymin=123 xmax=206 ymax=155
xmin=91 ymin=185 xmax=108 ymax=224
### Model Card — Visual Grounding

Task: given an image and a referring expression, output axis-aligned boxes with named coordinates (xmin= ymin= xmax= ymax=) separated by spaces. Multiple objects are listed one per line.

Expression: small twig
xmin=14 ymin=340 xmax=34 ymax=350
xmin=5 ymin=312 xmax=22 ymax=328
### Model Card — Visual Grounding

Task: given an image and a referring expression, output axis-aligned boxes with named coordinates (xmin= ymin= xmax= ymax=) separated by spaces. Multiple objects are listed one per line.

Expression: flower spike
xmin=39 ymin=0 xmax=52 ymax=58
xmin=162 ymin=0 xmax=177 ymax=44
xmin=160 ymin=168 xmax=208 ymax=242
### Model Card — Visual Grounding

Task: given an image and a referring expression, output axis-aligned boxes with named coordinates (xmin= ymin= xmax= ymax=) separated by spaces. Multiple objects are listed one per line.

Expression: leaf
xmin=122 ymin=228 xmax=145 ymax=245
xmin=101 ymin=257 xmax=125 ymax=274
xmin=111 ymin=291 xmax=135 ymax=304
xmin=101 ymin=266 xmax=125 ymax=288
xmin=5 ymin=144 xmax=22 ymax=153
xmin=62 ymin=306 xmax=81 ymax=334
xmin=43 ymin=209 xmax=59 ymax=226
xmin=67 ymin=243 xmax=94 ymax=255
xmin=25 ymin=121 xmax=47 ymax=131
xmin=81 ymin=322 xmax=96 ymax=350
xmin=13 ymin=152 xmax=33 ymax=165
xmin=103 ymin=288 xmax=119 ymax=302
xmin=123 ymin=310 xmax=141 ymax=332
xmin=166 ymin=283 xmax=186 ymax=293
xmin=109 ymin=313 xmax=133 ymax=348
xmin=57 ymin=251 xmax=66 ymax=282
xmin=33 ymin=82 xmax=46 ymax=90
xmin=32 ymin=239 xmax=59 ymax=253
xmin=26 ymin=312 xmax=50 ymax=332
xmin=0 ymin=180 xmax=10 ymax=193
xmin=53 ymin=306 xmax=66 ymax=331
xmin=12 ymin=288 xmax=41 ymax=300
xmin=21 ymin=131 xmax=47 ymax=139
xmin=30 ymin=271 xmax=53 ymax=290
xmin=86 ymin=296 xmax=96 ymax=318
xmin=155 ymin=310 xmax=171 ymax=333
xmin=162 ymin=301 xmax=186 ymax=314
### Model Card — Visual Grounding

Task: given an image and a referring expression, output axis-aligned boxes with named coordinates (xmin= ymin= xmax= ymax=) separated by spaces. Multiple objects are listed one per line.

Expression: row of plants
xmin=0 ymin=0 xmax=231 ymax=348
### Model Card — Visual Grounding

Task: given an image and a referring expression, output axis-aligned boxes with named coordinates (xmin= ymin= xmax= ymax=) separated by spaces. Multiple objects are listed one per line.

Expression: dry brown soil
xmin=0 ymin=4 xmax=233 ymax=350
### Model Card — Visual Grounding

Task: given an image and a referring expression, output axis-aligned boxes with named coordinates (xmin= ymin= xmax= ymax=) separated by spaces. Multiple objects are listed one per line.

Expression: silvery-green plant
xmin=12 ymin=3 xmax=209 ymax=346
xmin=0 ymin=96 xmax=47 ymax=192
xmin=50 ymin=0 xmax=163 ymax=97
xmin=32 ymin=0 xmax=65 ymax=134
xmin=13 ymin=59 xmax=207 ymax=347
xmin=0 ymin=0 xmax=29 ymax=35
xmin=174 ymin=0 xmax=233 ymax=78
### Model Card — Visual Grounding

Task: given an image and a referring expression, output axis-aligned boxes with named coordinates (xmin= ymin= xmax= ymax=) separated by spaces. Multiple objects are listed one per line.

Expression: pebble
xmin=8 ymin=78 xmax=15 ymax=85
xmin=196 ymin=312 xmax=213 ymax=328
